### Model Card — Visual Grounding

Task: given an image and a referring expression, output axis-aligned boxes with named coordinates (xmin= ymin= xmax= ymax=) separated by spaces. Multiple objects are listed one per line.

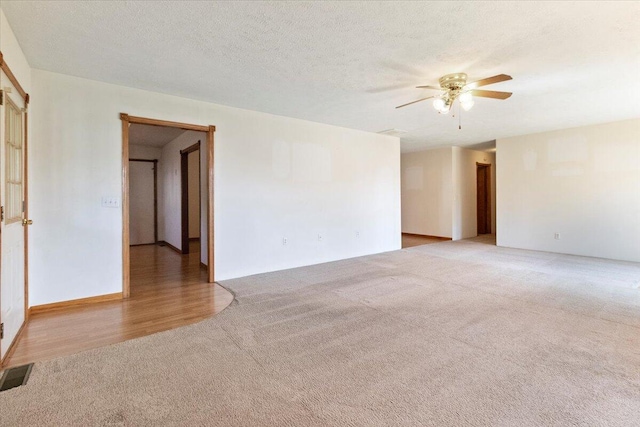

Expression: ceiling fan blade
xmin=395 ymin=95 xmax=436 ymax=109
xmin=465 ymin=74 xmax=512 ymax=90
xmin=415 ymin=85 xmax=441 ymax=90
xmin=470 ymin=90 xmax=512 ymax=100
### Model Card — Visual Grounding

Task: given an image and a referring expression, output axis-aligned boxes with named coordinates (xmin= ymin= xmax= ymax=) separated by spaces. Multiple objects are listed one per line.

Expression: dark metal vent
xmin=0 ymin=364 xmax=34 ymax=392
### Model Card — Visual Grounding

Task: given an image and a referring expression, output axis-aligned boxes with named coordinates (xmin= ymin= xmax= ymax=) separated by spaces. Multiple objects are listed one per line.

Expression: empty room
xmin=0 ymin=1 xmax=638 ymax=426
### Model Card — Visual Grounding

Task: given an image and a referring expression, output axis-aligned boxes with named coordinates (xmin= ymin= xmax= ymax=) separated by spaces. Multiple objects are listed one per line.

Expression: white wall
xmin=28 ymin=69 xmax=401 ymax=305
xmin=0 ymin=10 xmax=30 ymax=94
xmin=402 ymin=146 xmax=495 ymax=240
xmin=497 ymin=119 xmax=640 ymax=262
xmin=452 ymin=147 xmax=496 ymax=240
xmin=129 ymin=161 xmax=155 ymax=245
xmin=401 ymin=147 xmax=452 ymax=238
xmin=158 ymin=131 xmax=205 ymax=251
xmin=188 ymin=150 xmax=200 ymax=239
xmin=129 ymin=144 xmax=161 ymax=160
xmin=128 ymin=145 xmax=161 ymax=245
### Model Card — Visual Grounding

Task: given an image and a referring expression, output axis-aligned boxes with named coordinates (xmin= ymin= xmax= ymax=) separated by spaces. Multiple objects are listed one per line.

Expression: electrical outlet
xmin=554 ymin=233 xmax=560 ymax=240
xmin=282 ymin=237 xmax=287 ymax=246
xmin=356 ymin=231 xmax=360 ymax=238
xmin=318 ymin=234 xmax=323 ymax=241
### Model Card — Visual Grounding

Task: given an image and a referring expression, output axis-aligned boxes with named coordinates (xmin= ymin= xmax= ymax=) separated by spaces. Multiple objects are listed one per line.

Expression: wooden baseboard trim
xmin=29 ymin=292 xmax=123 ymax=315
xmin=158 ymin=240 xmax=182 ymax=254
xmin=0 ymin=320 xmax=27 ymax=368
xmin=401 ymin=232 xmax=452 ymax=241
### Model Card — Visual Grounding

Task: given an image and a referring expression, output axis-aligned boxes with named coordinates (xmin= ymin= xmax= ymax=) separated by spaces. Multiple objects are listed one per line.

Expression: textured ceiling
xmin=129 ymin=124 xmax=187 ymax=148
xmin=3 ymin=1 xmax=639 ymax=152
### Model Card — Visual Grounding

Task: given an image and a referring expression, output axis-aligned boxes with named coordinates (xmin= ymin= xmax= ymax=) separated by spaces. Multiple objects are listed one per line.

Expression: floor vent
xmin=0 ymin=364 xmax=33 ymax=392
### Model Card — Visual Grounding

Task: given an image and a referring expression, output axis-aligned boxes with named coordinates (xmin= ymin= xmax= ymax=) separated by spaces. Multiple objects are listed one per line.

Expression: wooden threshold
xmin=401 ymin=232 xmax=452 ymax=241
xmin=30 ymin=293 xmax=123 ymax=315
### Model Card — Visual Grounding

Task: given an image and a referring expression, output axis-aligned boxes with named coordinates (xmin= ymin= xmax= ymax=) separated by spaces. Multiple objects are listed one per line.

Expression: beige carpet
xmin=1 ymin=236 xmax=639 ymax=426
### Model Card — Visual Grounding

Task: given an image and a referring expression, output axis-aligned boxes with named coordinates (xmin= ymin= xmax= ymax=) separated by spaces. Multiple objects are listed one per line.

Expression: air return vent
xmin=0 ymin=364 xmax=34 ymax=392
xmin=377 ymin=129 xmax=408 ymax=137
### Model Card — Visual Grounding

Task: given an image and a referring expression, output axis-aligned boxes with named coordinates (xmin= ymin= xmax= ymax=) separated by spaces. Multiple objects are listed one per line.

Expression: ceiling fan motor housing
xmin=439 ymin=73 xmax=468 ymax=90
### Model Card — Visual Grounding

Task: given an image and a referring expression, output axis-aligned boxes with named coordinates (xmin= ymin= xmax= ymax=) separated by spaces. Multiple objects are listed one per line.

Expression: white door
xmin=129 ymin=160 xmax=156 ymax=245
xmin=0 ymin=81 xmax=27 ymax=361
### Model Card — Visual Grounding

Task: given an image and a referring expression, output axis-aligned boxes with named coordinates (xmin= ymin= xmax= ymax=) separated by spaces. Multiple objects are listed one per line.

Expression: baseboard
xmin=158 ymin=240 xmax=182 ymax=254
xmin=200 ymin=262 xmax=208 ymax=271
xmin=29 ymin=292 xmax=123 ymax=315
xmin=402 ymin=232 xmax=452 ymax=241
xmin=0 ymin=320 xmax=27 ymax=368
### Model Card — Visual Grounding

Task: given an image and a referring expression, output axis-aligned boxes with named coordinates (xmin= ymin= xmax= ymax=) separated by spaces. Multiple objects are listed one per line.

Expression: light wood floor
xmin=3 ymin=241 xmax=233 ymax=368
xmin=401 ymin=233 xmax=451 ymax=248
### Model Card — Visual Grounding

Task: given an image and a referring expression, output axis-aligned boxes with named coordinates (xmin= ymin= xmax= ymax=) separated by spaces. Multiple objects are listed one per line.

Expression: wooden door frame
xmin=120 ymin=114 xmax=215 ymax=298
xmin=129 ymin=158 xmax=159 ymax=245
xmin=476 ymin=162 xmax=492 ymax=235
xmin=0 ymin=51 xmax=30 ymax=365
xmin=180 ymin=141 xmax=200 ymax=255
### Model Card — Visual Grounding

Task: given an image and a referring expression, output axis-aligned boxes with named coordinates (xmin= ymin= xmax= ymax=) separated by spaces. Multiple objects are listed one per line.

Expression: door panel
xmin=129 ymin=161 xmax=156 ymax=245
xmin=0 ymin=81 xmax=27 ymax=361
xmin=476 ymin=165 xmax=491 ymax=235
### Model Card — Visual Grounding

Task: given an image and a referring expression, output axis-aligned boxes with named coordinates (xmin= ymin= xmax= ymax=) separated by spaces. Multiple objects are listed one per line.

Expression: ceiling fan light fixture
xmin=433 ymin=97 xmax=445 ymax=111
xmin=458 ymin=91 xmax=473 ymax=104
xmin=461 ymin=99 xmax=474 ymax=111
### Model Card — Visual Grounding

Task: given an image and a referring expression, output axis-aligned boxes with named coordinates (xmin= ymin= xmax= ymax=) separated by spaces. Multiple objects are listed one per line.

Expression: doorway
xmin=476 ymin=163 xmax=491 ymax=235
xmin=121 ymin=114 xmax=215 ymax=298
xmin=0 ymin=55 xmax=31 ymax=365
xmin=129 ymin=159 xmax=158 ymax=245
xmin=180 ymin=142 xmax=200 ymax=255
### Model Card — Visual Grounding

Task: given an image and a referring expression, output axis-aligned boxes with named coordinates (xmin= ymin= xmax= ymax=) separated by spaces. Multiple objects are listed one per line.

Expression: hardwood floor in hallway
xmin=401 ymin=233 xmax=451 ymax=248
xmin=2 ymin=241 xmax=233 ymax=368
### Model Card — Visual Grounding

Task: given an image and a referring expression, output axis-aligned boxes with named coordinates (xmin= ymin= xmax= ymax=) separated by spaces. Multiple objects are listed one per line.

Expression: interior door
xmin=0 ymin=81 xmax=27 ymax=361
xmin=476 ymin=164 xmax=491 ymax=235
xmin=129 ymin=160 xmax=156 ymax=245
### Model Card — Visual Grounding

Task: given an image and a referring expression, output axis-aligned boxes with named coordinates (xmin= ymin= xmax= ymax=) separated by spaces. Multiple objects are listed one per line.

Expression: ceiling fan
xmin=396 ymin=73 xmax=513 ymax=114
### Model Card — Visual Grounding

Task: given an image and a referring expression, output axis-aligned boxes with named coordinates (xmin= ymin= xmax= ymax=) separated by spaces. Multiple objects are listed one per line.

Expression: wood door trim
xmin=0 ymin=319 xmax=26 ymax=367
xmin=123 ymin=114 xmax=211 ymax=132
xmin=121 ymin=116 xmax=131 ymax=297
xmin=23 ymin=109 xmax=29 ymax=320
xmin=207 ymin=127 xmax=215 ymax=283
xmin=121 ymin=114 xmax=216 ymax=299
xmin=0 ymin=52 xmax=30 ymax=104
xmin=129 ymin=158 xmax=159 ymax=244
xmin=180 ymin=141 xmax=200 ymax=255
xmin=180 ymin=141 xmax=200 ymax=155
